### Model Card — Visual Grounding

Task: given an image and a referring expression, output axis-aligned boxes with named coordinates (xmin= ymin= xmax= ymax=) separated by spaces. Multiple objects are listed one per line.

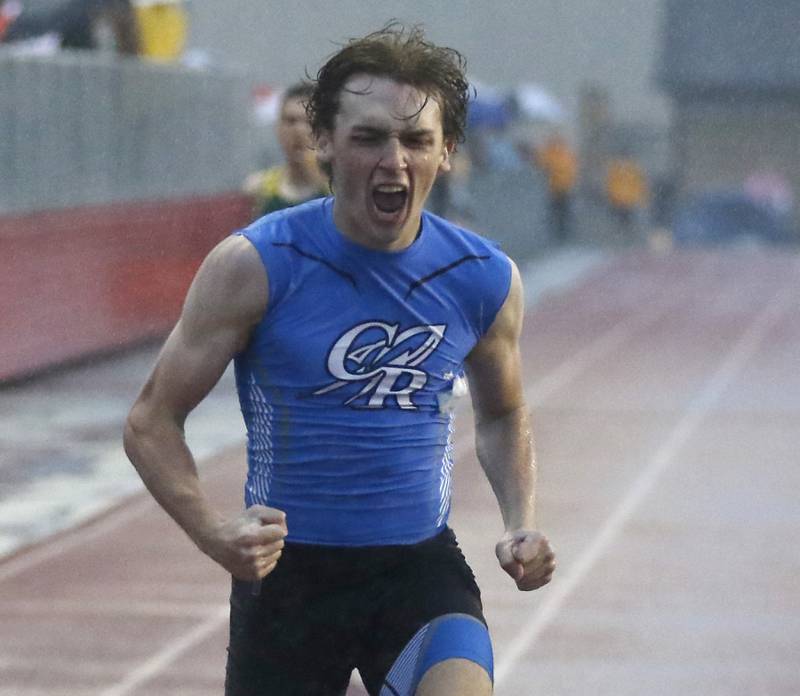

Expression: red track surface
xmin=2 ymin=248 xmax=798 ymax=695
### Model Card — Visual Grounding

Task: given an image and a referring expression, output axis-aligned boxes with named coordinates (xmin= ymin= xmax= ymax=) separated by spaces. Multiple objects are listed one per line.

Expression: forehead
xmin=335 ymin=74 xmax=443 ymax=131
xmin=281 ymin=96 xmax=308 ymax=117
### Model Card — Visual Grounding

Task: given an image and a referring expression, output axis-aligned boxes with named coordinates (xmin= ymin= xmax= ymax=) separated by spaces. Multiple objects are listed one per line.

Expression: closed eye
xmin=403 ymin=135 xmax=434 ymax=149
xmin=351 ymin=128 xmax=385 ymax=145
xmin=351 ymin=134 xmax=381 ymax=145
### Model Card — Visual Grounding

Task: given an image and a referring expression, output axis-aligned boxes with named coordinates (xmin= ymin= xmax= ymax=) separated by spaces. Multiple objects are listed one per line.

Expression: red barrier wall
xmin=0 ymin=193 xmax=252 ymax=381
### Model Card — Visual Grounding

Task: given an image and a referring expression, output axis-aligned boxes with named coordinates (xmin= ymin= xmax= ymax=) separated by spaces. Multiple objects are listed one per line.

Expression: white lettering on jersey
xmin=313 ymin=321 xmax=446 ymax=409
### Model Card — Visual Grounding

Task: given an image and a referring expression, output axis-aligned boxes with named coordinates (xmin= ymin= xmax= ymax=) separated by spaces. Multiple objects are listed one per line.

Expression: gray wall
xmin=0 ymin=47 xmax=553 ymax=262
xmin=461 ymin=167 xmax=551 ymax=262
xmin=0 ymin=49 xmax=251 ymax=214
xmin=185 ymin=0 xmax=671 ymax=138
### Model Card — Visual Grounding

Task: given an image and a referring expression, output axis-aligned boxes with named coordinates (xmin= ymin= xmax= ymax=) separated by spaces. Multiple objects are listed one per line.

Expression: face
xmin=316 ymin=74 xmax=452 ymax=251
xmin=276 ymin=96 xmax=315 ymax=169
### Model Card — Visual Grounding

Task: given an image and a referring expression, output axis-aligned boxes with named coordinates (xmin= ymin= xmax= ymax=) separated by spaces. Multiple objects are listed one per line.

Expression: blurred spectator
xmin=606 ymin=156 xmax=648 ymax=236
xmin=243 ymin=83 xmax=329 ymax=221
xmin=0 ymin=1 xmax=22 ymax=41
xmin=536 ymin=132 xmax=578 ymax=243
xmin=428 ymin=149 xmax=474 ymax=226
xmin=132 ymin=0 xmax=186 ymax=62
xmin=743 ymin=169 xmax=794 ymax=220
xmin=479 ymin=124 xmax=525 ymax=172
xmin=673 ymin=190 xmax=794 ymax=247
xmin=2 ymin=0 xmax=139 ymax=54
xmin=650 ymin=170 xmax=678 ymax=230
xmin=466 ymin=83 xmax=523 ymax=171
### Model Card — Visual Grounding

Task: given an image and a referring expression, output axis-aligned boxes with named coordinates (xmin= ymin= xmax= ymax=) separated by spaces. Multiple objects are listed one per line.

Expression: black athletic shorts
xmin=224 ymin=526 xmax=485 ymax=696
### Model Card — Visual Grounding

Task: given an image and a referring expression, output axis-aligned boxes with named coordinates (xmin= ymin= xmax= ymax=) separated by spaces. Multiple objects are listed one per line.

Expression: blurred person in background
xmin=243 ymin=82 xmax=329 ymax=221
xmin=0 ymin=1 xmax=22 ymax=40
xmin=535 ymin=131 xmax=578 ymax=244
xmin=606 ymin=154 xmax=648 ymax=238
xmin=743 ymin=167 xmax=794 ymax=224
xmin=125 ymin=24 xmax=555 ymax=696
xmin=1 ymin=0 xmax=139 ymax=54
xmin=132 ymin=0 xmax=186 ymax=62
xmin=427 ymin=148 xmax=475 ymax=225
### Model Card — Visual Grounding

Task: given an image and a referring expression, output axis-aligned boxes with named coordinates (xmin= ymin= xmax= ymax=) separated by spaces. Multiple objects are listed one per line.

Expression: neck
xmin=285 ymin=161 xmax=320 ymax=188
xmin=332 ymin=200 xmax=422 ymax=252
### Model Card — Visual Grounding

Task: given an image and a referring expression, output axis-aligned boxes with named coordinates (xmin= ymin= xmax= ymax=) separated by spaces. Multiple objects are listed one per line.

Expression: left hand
xmin=496 ymin=530 xmax=556 ymax=591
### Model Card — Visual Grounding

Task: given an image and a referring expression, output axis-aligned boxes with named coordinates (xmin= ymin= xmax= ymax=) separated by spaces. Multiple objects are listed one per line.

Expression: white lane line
xmin=524 ymin=293 xmax=677 ymax=406
xmin=98 ymin=605 xmax=230 ymax=696
xmin=0 ymin=445 xmax=241 ymax=583
xmin=0 ymin=598 xmax=227 ymax=619
xmin=92 ymin=258 xmax=637 ymax=696
xmin=0 ymin=251 xmax=604 ymax=568
xmin=2 ymin=252 xmax=653 ymax=693
xmin=441 ymin=283 xmax=677 ymax=505
xmin=494 ymin=274 xmax=797 ymax=688
xmin=0 ymin=497 xmax=154 ymax=583
xmin=0 ymin=655 xmax=154 ymax=678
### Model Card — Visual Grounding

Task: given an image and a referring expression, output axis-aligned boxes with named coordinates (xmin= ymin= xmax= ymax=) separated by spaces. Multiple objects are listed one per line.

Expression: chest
xmin=248 ymin=259 xmax=481 ymax=410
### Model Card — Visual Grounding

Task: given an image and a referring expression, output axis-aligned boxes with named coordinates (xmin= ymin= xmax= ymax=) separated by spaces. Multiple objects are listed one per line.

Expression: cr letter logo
xmin=314 ymin=321 xmax=446 ymax=409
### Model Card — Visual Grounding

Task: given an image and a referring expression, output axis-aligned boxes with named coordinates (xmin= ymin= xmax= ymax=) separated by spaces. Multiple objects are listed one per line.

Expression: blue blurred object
xmin=467 ymin=92 xmax=511 ymax=129
xmin=672 ymin=190 xmax=794 ymax=246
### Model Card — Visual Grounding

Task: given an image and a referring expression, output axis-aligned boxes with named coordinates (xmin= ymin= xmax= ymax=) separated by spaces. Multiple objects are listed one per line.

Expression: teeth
xmin=374 ymin=185 xmax=406 ymax=193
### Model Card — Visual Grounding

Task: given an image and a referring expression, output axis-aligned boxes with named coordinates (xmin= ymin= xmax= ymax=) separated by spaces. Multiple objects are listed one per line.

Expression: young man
xmin=124 ymin=25 xmax=555 ymax=696
xmin=243 ymin=82 xmax=329 ymax=220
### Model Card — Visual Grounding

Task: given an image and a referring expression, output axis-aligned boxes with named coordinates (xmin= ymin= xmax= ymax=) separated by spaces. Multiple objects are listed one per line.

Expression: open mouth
xmin=372 ymin=184 xmax=408 ymax=214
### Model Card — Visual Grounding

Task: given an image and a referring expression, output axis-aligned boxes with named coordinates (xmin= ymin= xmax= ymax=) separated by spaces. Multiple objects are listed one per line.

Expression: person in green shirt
xmin=244 ymin=82 xmax=329 ymax=220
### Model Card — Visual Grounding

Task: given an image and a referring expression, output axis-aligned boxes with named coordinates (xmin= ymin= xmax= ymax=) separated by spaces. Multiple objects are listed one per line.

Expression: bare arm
xmin=465 ymin=261 xmax=555 ymax=590
xmin=123 ymin=234 xmax=286 ymax=580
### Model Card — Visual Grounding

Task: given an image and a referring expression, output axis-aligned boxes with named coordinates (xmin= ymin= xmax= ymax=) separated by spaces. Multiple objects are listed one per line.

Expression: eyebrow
xmin=351 ymin=125 xmax=436 ymax=137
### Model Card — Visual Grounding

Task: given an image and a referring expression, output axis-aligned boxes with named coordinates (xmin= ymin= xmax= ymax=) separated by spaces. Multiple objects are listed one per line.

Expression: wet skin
xmin=316 ymin=74 xmax=453 ymax=251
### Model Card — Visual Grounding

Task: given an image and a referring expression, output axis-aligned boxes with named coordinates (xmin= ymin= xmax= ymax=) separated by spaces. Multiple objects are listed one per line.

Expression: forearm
xmin=475 ymin=404 xmax=537 ymax=531
xmin=123 ymin=410 xmax=223 ymax=551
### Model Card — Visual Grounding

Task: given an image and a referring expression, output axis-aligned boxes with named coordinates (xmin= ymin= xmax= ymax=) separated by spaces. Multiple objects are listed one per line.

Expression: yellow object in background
xmin=134 ymin=0 xmax=187 ymax=61
xmin=537 ymin=135 xmax=578 ymax=195
xmin=606 ymin=158 xmax=648 ymax=210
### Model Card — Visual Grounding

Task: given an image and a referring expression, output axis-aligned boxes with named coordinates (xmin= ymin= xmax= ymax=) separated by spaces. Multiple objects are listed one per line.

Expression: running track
xmin=1 ymin=247 xmax=798 ymax=695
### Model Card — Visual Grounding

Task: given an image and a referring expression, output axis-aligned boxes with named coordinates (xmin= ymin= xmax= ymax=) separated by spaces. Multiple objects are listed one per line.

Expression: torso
xmin=234 ymin=197 xmax=511 ymax=545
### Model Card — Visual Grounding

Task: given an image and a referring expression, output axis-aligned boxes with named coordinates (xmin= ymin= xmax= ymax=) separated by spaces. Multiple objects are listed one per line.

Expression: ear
xmin=316 ymin=131 xmax=333 ymax=166
xmin=438 ymin=139 xmax=454 ymax=174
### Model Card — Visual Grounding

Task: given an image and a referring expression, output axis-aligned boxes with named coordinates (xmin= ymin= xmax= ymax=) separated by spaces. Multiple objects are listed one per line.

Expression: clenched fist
xmin=202 ymin=505 xmax=288 ymax=581
xmin=496 ymin=530 xmax=556 ymax=591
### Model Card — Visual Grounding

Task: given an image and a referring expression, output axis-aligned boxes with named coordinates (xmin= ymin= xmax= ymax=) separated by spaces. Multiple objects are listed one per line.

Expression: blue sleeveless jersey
xmin=234 ymin=197 xmax=512 ymax=546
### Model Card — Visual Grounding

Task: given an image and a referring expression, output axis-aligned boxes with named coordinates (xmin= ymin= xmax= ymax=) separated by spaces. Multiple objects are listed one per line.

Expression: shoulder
xmin=184 ymin=235 xmax=267 ymax=332
xmin=239 ymin=198 xmax=327 ymax=269
xmin=243 ymin=196 xmax=327 ymax=243
xmin=424 ymin=211 xmax=509 ymax=263
xmin=424 ymin=212 xmax=512 ymax=292
xmin=465 ymin=259 xmax=523 ymax=367
xmin=421 ymin=212 xmax=514 ymax=334
xmin=233 ymin=198 xmax=329 ymax=309
xmin=201 ymin=234 xmax=264 ymax=279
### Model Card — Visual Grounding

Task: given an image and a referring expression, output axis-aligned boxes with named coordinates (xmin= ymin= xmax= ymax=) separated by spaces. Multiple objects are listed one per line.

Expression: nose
xmin=378 ymin=137 xmax=407 ymax=170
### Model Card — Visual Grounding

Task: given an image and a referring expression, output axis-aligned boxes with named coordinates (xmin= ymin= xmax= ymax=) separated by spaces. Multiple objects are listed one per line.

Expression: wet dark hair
xmin=307 ymin=23 xmax=470 ymax=145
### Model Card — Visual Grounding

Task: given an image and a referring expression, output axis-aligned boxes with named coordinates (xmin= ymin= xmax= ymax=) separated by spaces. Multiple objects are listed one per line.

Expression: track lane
xmin=1 ymin=248 xmax=798 ymax=695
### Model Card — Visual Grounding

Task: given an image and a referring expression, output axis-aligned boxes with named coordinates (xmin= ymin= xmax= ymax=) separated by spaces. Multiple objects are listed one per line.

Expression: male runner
xmin=124 ymin=24 xmax=555 ymax=696
xmin=243 ymin=82 xmax=329 ymax=220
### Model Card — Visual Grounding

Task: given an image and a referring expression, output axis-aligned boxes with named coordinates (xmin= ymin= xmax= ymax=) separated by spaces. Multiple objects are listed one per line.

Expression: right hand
xmin=495 ymin=530 xmax=556 ymax=591
xmin=201 ymin=505 xmax=288 ymax=581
